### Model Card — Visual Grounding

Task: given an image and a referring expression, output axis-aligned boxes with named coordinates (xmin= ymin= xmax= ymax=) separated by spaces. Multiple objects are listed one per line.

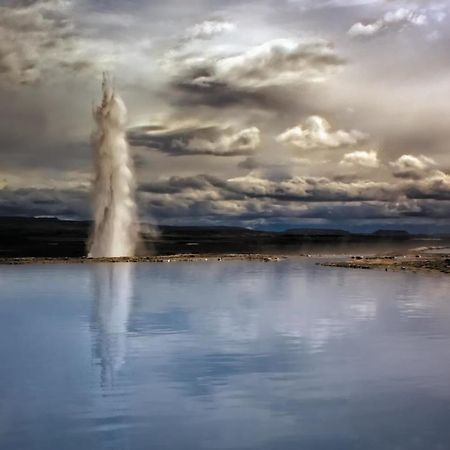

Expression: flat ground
xmin=0 ymin=254 xmax=285 ymax=265
xmin=321 ymin=253 xmax=450 ymax=275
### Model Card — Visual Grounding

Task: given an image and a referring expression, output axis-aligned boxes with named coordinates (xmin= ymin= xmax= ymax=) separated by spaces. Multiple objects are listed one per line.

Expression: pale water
xmin=0 ymin=260 xmax=449 ymax=450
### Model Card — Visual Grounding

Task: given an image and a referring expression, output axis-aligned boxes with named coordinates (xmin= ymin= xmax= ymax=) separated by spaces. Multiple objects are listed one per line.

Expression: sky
xmin=0 ymin=0 xmax=449 ymax=232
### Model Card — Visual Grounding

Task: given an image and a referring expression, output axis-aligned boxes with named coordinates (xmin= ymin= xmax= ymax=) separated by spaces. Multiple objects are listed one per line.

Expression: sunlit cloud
xmin=184 ymin=19 xmax=236 ymax=41
xmin=348 ymin=5 xmax=446 ymax=38
xmin=390 ymin=154 xmax=437 ymax=179
xmin=340 ymin=150 xmax=380 ymax=168
xmin=277 ymin=116 xmax=367 ymax=151
xmin=0 ymin=0 xmax=448 ymax=231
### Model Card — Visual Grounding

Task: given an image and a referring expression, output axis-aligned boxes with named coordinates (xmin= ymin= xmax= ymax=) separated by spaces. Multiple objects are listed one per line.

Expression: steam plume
xmin=88 ymin=75 xmax=139 ymax=258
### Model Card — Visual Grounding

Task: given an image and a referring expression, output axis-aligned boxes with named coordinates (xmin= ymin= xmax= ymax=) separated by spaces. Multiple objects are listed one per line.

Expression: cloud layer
xmin=0 ymin=0 xmax=92 ymax=85
xmin=184 ymin=19 xmax=236 ymax=41
xmin=277 ymin=116 xmax=367 ymax=151
xmin=129 ymin=125 xmax=261 ymax=157
xmin=0 ymin=0 xmax=449 ymax=232
xmin=348 ymin=4 xmax=447 ymax=38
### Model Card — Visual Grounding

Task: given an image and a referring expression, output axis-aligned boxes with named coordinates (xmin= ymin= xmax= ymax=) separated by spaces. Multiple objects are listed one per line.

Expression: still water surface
xmin=0 ymin=260 xmax=449 ymax=450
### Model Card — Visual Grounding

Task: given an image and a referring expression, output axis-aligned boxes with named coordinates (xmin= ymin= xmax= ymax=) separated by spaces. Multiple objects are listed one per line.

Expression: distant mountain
xmin=0 ymin=216 xmax=446 ymax=258
xmin=372 ymin=230 xmax=410 ymax=237
xmin=284 ymin=228 xmax=350 ymax=236
xmin=159 ymin=225 xmax=266 ymax=236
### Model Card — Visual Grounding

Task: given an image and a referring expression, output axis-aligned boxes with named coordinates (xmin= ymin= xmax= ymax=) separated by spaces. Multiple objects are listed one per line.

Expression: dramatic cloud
xmin=129 ymin=124 xmax=261 ymax=157
xmin=226 ymin=174 xmax=396 ymax=202
xmin=171 ymin=127 xmax=261 ymax=156
xmin=403 ymin=170 xmax=450 ymax=200
xmin=348 ymin=22 xmax=384 ymax=37
xmin=165 ymin=38 xmax=346 ymax=110
xmin=135 ymin=171 xmax=450 ymax=229
xmin=141 ymin=170 xmax=450 ymax=206
xmin=276 ymin=116 xmax=367 ymax=151
xmin=2 ymin=169 xmax=449 ymax=229
xmin=208 ymin=39 xmax=345 ymax=88
xmin=0 ymin=0 xmax=449 ymax=231
xmin=0 ymin=185 xmax=89 ymax=218
xmin=348 ymin=6 xmax=444 ymax=38
xmin=184 ymin=19 xmax=236 ymax=41
xmin=340 ymin=150 xmax=380 ymax=168
xmin=0 ymin=0 xmax=91 ymax=85
xmin=390 ymin=154 xmax=437 ymax=179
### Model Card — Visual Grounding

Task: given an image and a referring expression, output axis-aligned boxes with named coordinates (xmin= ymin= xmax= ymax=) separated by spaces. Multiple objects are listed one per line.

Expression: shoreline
xmin=0 ymin=254 xmax=286 ymax=265
xmin=319 ymin=253 xmax=450 ymax=275
xmin=1 ymin=253 xmax=448 ymax=275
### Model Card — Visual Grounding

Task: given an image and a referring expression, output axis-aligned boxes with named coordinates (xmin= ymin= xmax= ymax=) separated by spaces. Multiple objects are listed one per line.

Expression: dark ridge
xmin=0 ymin=216 xmax=448 ymax=258
xmin=372 ymin=229 xmax=410 ymax=237
xmin=284 ymin=228 xmax=351 ymax=236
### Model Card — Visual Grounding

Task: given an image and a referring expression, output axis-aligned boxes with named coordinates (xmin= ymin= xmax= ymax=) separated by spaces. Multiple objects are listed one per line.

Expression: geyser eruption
xmin=88 ymin=75 xmax=138 ymax=258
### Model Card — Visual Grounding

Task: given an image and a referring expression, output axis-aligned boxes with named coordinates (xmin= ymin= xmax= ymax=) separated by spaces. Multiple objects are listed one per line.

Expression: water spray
xmin=88 ymin=74 xmax=139 ymax=258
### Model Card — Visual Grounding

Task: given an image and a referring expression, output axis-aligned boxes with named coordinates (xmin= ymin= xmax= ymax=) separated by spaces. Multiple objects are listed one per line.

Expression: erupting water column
xmin=88 ymin=75 xmax=139 ymax=258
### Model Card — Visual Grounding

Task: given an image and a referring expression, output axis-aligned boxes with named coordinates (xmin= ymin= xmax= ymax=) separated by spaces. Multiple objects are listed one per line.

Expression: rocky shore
xmin=320 ymin=253 xmax=450 ymax=275
xmin=0 ymin=254 xmax=286 ymax=265
xmin=1 ymin=247 xmax=448 ymax=276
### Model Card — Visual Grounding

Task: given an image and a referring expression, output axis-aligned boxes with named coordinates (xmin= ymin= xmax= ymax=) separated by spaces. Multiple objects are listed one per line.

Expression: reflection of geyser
xmin=93 ymin=263 xmax=133 ymax=385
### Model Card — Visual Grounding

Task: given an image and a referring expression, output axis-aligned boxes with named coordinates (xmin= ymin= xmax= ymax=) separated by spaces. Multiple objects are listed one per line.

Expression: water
xmin=0 ymin=260 xmax=449 ymax=450
xmin=88 ymin=75 xmax=139 ymax=258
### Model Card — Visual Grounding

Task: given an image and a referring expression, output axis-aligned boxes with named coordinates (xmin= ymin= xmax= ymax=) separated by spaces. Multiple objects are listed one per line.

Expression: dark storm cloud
xmin=139 ymin=170 xmax=450 ymax=205
xmin=133 ymin=170 xmax=450 ymax=229
xmin=1 ymin=169 xmax=449 ymax=227
xmin=332 ymin=174 xmax=363 ymax=183
xmin=165 ymin=38 xmax=345 ymax=111
xmin=399 ymin=199 xmax=450 ymax=219
xmin=167 ymin=78 xmax=325 ymax=120
xmin=128 ymin=124 xmax=260 ymax=157
xmin=141 ymin=194 xmax=450 ymax=228
xmin=0 ymin=186 xmax=89 ymax=218
xmin=389 ymin=154 xmax=437 ymax=180
xmin=403 ymin=171 xmax=450 ymax=200
xmin=139 ymin=174 xmax=230 ymax=195
xmin=212 ymin=175 xmax=390 ymax=203
xmin=171 ymin=76 xmax=288 ymax=111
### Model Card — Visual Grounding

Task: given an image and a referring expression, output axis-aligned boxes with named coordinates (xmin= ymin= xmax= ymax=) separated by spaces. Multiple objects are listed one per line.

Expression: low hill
xmin=0 ymin=216 xmax=445 ymax=258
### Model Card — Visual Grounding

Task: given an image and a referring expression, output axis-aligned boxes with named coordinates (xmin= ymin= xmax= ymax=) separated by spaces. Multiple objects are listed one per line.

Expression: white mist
xmin=88 ymin=75 xmax=139 ymax=258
